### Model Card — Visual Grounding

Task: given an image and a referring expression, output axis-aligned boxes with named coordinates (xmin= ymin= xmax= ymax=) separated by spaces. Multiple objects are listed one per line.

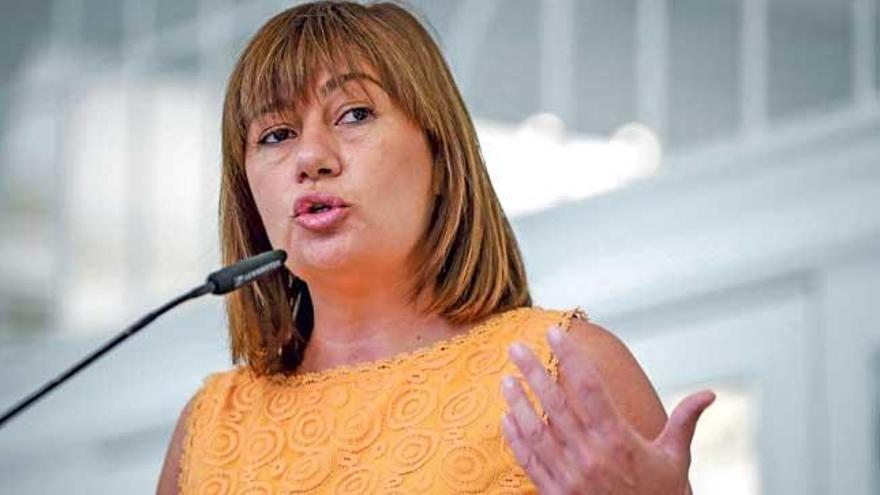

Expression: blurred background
xmin=0 ymin=0 xmax=878 ymax=493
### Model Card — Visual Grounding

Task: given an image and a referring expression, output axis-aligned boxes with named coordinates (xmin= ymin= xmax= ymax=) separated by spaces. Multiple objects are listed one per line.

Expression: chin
xmin=288 ymin=236 xmax=364 ymax=277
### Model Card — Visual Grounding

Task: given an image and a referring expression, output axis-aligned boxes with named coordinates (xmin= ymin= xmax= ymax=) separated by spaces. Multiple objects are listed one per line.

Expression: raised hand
xmin=501 ymin=325 xmax=715 ymax=495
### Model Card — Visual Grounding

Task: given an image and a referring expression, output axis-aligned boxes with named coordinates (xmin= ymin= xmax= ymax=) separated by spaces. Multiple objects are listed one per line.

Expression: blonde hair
xmin=220 ymin=1 xmax=531 ymax=374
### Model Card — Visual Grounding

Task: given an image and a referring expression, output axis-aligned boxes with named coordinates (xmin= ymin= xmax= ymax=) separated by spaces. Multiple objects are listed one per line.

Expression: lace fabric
xmin=179 ymin=306 xmax=587 ymax=494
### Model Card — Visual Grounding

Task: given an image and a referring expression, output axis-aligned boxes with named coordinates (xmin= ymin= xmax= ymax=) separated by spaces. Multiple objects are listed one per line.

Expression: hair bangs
xmin=234 ymin=7 xmax=376 ymax=139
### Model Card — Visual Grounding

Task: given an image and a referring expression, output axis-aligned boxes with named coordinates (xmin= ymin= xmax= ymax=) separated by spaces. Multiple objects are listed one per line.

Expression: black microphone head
xmin=207 ymin=250 xmax=287 ymax=295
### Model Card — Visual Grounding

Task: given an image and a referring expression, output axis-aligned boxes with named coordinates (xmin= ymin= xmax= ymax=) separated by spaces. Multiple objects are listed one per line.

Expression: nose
xmin=294 ymin=125 xmax=342 ymax=183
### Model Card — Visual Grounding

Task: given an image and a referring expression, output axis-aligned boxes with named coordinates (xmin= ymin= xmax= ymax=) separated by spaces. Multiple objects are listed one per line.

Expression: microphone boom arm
xmin=0 ymin=249 xmax=286 ymax=429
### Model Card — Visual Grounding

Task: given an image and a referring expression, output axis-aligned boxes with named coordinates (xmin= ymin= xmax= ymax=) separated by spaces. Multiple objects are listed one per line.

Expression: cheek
xmin=372 ymin=148 xmax=433 ymax=242
xmin=246 ymin=168 xmax=290 ymax=248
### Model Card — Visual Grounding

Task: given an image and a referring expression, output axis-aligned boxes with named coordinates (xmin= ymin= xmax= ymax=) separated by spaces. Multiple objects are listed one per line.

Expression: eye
xmin=258 ymin=128 xmax=295 ymax=145
xmin=337 ymin=106 xmax=375 ymax=125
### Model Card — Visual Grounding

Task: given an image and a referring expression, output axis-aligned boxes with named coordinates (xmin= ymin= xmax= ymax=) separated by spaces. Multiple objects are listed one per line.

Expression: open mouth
xmin=293 ymin=194 xmax=350 ymax=222
xmin=308 ymin=203 xmax=333 ymax=214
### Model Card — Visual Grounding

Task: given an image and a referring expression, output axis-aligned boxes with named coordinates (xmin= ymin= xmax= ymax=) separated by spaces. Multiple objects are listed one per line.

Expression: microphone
xmin=205 ymin=249 xmax=287 ymax=295
xmin=0 ymin=249 xmax=287 ymax=429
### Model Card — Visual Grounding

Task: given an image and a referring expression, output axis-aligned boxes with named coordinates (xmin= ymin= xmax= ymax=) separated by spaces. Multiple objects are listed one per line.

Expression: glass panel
xmin=572 ymin=0 xmax=638 ymax=135
xmin=467 ymin=0 xmax=541 ymax=123
xmin=157 ymin=0 xmax=198 ymax=30
xmin=873 ymin=349 xmax=880 ymax=494
xmin=768 ymin=0 xmax=851 ymax=117
xmin=408 ymin=0 xmax=462 ymax=36
xmin=875 ymin=0 xmax=880 ymax=94
xmin=668 ymin=0 xmax=740 ymax=148
xmin=82 ymin=0 xmax=124 ymax=57
xmin=663 ymin=383 xmax=761 ymax=495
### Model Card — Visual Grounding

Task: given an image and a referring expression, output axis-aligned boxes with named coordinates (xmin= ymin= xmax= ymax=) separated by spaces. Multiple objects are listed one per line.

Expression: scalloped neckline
xmin=263 ymin=306 xmax=536 ymax=386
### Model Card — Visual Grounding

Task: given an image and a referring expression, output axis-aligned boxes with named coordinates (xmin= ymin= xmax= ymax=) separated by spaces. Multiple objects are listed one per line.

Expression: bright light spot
xmin=476 ymin=115 xmax=663 ymax=218
xmin=610 ymin=122 xmax=663 ymax=177
xmin=517 ymin=112 xmax=567 ymax=142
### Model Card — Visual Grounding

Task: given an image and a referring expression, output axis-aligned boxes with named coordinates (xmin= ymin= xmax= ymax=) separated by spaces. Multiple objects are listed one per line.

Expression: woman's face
xmin=244 ymin=68 xmax=435 ymax=286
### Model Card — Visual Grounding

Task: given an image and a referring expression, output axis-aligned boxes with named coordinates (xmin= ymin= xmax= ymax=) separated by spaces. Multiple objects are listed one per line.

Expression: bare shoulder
xmin=156 ymin=397 xmax=196 ymax=495
xmin=563 ymin=318 xmax=668 ymax=440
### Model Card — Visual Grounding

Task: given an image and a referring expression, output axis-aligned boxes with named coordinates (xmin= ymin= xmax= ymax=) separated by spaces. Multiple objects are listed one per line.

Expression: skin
xmin=156 ymin=67 xmax=712 ymax=494
xmin=244 ymin=68 xmax=470 ymax=372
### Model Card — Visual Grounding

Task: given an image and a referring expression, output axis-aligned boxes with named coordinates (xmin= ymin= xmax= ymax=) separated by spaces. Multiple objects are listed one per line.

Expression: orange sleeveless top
xmin=179 ymin=306 xmax=587 ymax=494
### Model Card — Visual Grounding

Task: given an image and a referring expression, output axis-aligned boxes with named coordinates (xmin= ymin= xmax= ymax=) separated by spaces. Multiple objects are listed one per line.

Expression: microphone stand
xmin=0 ymin=249 xmax=286 ymax=429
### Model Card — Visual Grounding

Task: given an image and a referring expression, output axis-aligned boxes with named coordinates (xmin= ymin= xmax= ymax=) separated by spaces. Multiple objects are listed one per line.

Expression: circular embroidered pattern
xmin=334 ymin=408 xmax=382 ymax=452
xmin=325 ymin=384 xmax=350 ymax=408
xmin=304 ymin=390 xmax=323 ymax=405
xmin=439 ymin=368 xmax=458 ymax=385
xmin=440 ymin=383 xmax=489 ymax=427
xmin=464 ymin=346 xmax=507 ymax=376
xmin=265 ymin=386 xmax=299 ymax=422
xmin=411 ymin=472 xmax=435 ymax=492
xmin=195 ymin=473 xmax=232 ymax=495
xmin=267 ymin=459 xmax=286 ymax=478
xmin=192 ymin=398 xmax=217 ymax=432
xmin=475 ymin=415 xmax=501 ymax=441
xmin=337 ymin=451 xmax=359 ymax=467
xmin=440 ymin=444 xmax=494 ymax=493
xmin=388 ymin=430 xmax=439 ymax=474
xmin=334 ymin=467 xmax=379 ymax=494
xmin=280 ymin=451 xmax=333 ymax=493
xmin=386 ymin=386 xmax=437 ymax=430
xmin=237 ymin=481 xmax=272 ymax=495
xmin=246 ymin=425 xmax=284 ymax=467
xmin=288 ymin=406 xmax=333 ymax=451
xmin=405 ymin=370 xmax=428 ymax=385
xmin=498 ymin=470 xmax=526 ymax=488
xmin=443 ymin=427 xmax=466 ymax=442
xmin=232 ymin=378 xmax=262 ymax=411
xmin=360 ymin=371 xmax=392 ymax=393
xmin=419 ymin=347 xmax=460 ymax=370
xmin=382 ymin=473 xmax=404 ymax=489
xmin=240 ymin=467 xmax=257 ymax=482
xmin=370 ymin=439 xmax=388 ymax=459
xmin=201 ymin=421 xmax=243 ymax=466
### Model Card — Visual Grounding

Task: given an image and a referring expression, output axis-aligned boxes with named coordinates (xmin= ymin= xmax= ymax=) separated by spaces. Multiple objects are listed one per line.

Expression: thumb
xmin=657 ymin=390 xmax=716 ymax=458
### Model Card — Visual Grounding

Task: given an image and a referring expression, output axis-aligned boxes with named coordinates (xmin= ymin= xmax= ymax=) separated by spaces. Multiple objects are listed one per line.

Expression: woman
xmin=157 ymin=2 xmax=714 ymax=493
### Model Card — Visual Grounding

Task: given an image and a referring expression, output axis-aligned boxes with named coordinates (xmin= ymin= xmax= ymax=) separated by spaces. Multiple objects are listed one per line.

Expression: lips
xmin=293 ymin=193 xmax=350 ymax=218
xmin=292 ymin=193 xmax=351 ymax=231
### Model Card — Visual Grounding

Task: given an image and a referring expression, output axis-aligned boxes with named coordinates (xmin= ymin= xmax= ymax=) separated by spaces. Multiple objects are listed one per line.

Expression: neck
xmin=296 ymin=273 xmax=465 ymax=374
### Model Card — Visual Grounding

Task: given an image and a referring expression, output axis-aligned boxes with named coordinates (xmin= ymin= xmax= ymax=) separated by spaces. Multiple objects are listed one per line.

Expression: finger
xmin=657 ymin=390 xmax=716 ymax=458
xmin=547 ymin=326 xmax=619 ymax=430
xmin=501 ymin=374 xmax=564 ymax=480
xmin=501 ymin=412 xmax=557 ymax=493
xmin=509 ymin=342 xmax=585 ymax=431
